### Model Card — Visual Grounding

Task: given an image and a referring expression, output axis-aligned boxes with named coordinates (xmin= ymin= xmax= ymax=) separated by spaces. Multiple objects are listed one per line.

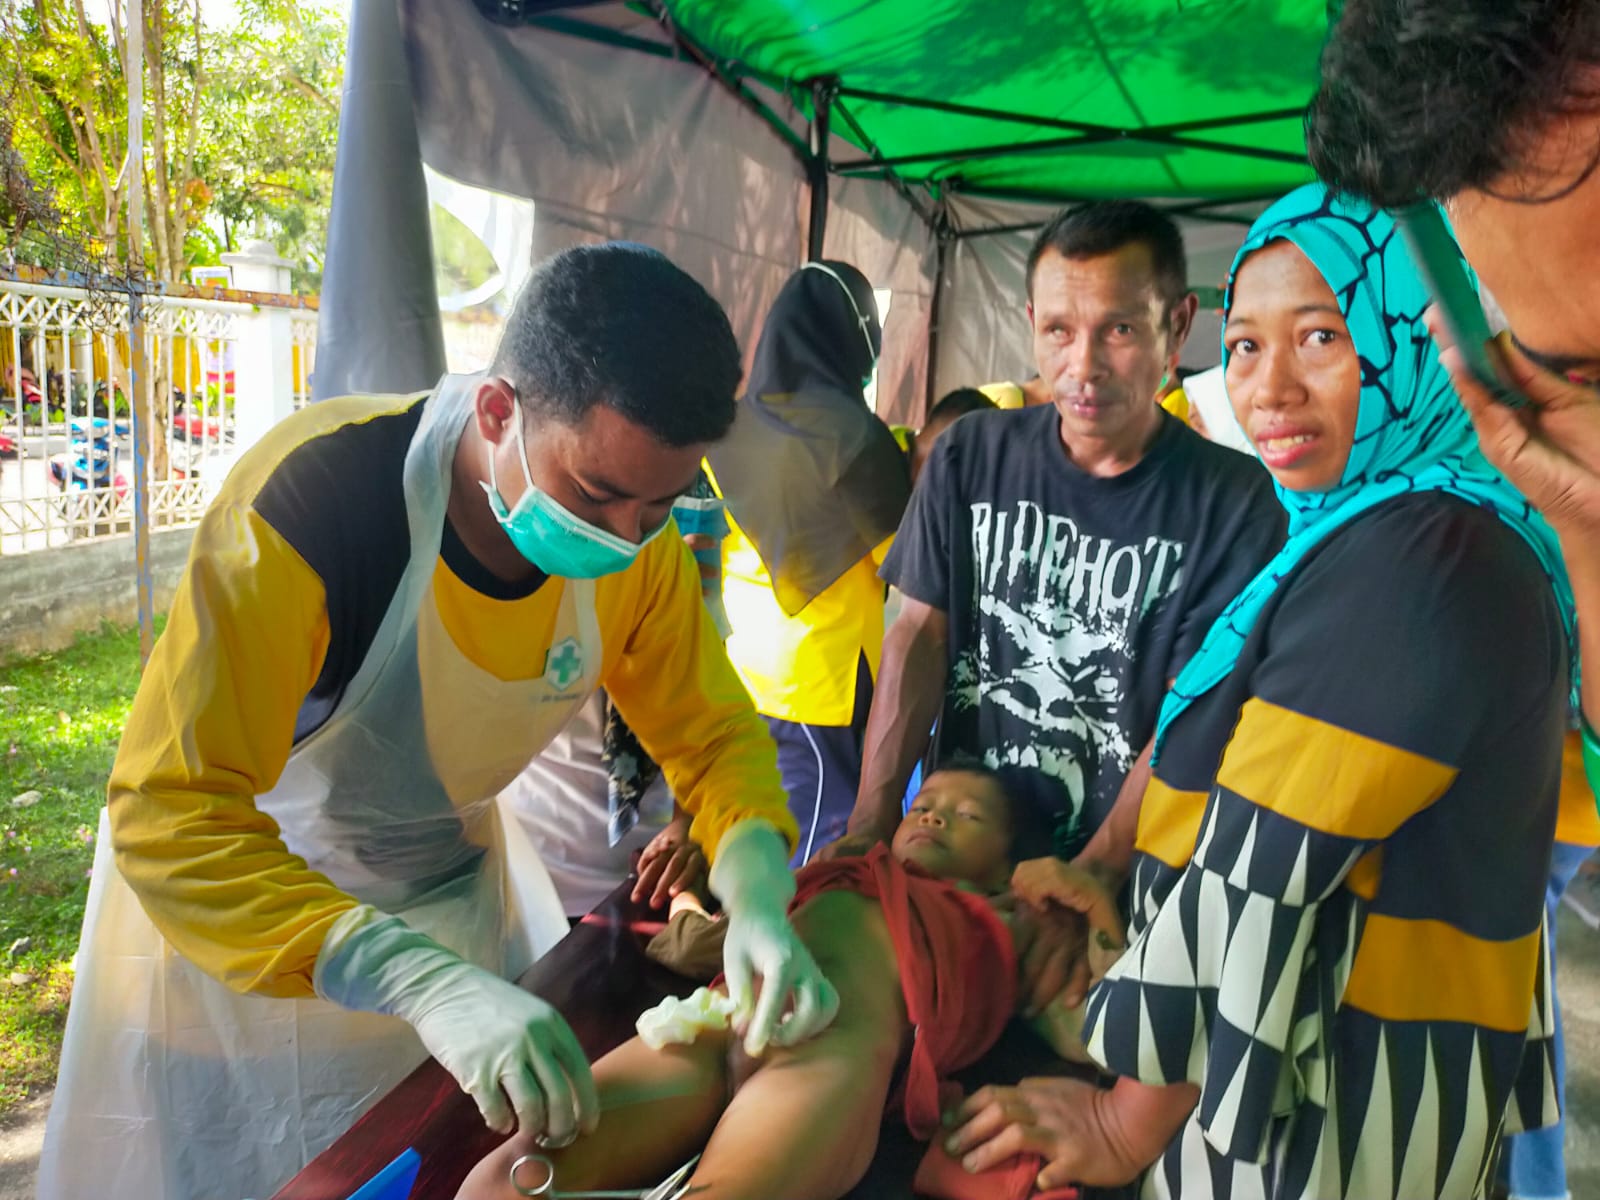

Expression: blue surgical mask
xmin=480 ymin=410 xmax=666 ymax=579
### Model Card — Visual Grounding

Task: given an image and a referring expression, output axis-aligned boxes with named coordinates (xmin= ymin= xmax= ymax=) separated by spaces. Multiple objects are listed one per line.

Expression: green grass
xmin=0 ymin=619 xmax=158 ymax=1115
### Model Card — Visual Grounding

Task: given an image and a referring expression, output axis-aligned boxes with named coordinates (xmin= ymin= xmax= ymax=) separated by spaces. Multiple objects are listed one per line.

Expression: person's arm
xmin=1010 ymin=728 xmax=1153 ymax=1015
xmin=115 ymin=487 xmax=600 ymax=1140
xmin=946 ymin=1076 xmax=1196 ymax=1189
xmin=1051 ymin=466 xmax=1283 ymax=891
xmin=1087 ymin=503 xmax=1561 ymax=1167
xmin=1073 ymin=735 xmax=1154 ymax=884
xmin=631 ymin=801 xmax=704 ymax=908
xmin=1430 ymin=319 xmax=1600 ymax=729
xmin=1563 ymin=534 xmax=1600 ymax=736
xmin=840 ymin=431 xmax=964 ymax=850
xmin=108 ymin=499 xmax=354 ymax=996
xmin=604 ymin=537 xmax=834 ymax=1055
xmin=603 ymin=534 xmax=799 ymax=860
xmin=848 ymin=596 xmax=948 ymax=843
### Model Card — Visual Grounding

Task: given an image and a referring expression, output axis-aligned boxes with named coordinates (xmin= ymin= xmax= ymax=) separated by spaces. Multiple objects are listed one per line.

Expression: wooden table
xmin=270 ymin=885 xmax=1121 ymax=1200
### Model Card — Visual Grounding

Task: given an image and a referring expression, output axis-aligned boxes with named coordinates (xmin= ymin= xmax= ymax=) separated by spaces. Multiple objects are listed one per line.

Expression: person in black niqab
xmin=708 ymin=261 xmax=912 ymax=863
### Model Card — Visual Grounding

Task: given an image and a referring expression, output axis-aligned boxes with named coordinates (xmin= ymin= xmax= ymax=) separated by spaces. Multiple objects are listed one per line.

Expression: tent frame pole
xmin=943 ymin=185 xmax=1286 ymax=232
xmin=806 ymin=77 xmax=837 ymax=261
xmin=924 ymin=219 xmax=950 ymax=416
xmin=832 ymin=127 xmax=1308 ymax=174
xmin=834 ymin=85 xmax=1302 ymax=139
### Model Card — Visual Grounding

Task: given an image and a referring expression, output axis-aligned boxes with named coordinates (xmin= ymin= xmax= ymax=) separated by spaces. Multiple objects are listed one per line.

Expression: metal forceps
xmin=507 ymin=1151 xmax=702 ymax=1200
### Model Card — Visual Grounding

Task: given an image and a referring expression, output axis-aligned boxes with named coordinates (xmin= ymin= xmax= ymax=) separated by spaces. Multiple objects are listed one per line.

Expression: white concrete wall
xmin=0 ymin=527 xmax=194 ymax=661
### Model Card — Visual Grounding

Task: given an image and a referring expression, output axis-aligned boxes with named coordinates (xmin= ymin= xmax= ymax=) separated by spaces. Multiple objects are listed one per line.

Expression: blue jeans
xmin=1499 ymin=840 xmax=1594 ymax=1200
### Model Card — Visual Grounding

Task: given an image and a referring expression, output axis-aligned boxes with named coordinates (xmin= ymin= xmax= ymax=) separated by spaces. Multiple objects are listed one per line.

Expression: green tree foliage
xmin=2 ymin=0 xmax=344 ymax=294
xmin=203 ymin=0 xmax=345 ymax=293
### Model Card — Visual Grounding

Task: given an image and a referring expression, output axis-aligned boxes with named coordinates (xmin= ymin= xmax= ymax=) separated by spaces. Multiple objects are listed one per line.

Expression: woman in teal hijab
xmin=944 ymin=184 xmax=1574 ymax=1199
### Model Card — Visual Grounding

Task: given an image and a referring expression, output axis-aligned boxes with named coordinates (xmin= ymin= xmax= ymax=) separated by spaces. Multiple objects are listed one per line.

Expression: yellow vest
xmin=1159 ymin=385 xmax=1191 ymax=426
xmin=979 ymin=381 xmax=1028 ymax=410
xmin=720 ymin=509 xmax=890 ymax=726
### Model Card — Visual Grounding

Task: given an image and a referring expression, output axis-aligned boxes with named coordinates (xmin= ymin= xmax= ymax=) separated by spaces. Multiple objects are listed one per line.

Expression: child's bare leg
xmin=689 ymin=891 xmax=909 ymax=1200
xmin=454 ymin=1027 xmax=733 ymax=1200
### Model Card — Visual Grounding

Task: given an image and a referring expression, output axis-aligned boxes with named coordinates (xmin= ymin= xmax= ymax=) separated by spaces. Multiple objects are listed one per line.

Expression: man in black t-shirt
xmin=834 ymin=204 xmax=1284 ymax=992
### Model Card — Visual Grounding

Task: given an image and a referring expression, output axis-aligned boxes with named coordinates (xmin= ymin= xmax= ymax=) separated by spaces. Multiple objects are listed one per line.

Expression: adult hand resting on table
xmin=315 ymin=906 xmax=599 ymax=1141
xmin=1008 ymin=857 xmax=1125 ymax=1015
xmin=631 ymin=809 xmax=705 ymax=909
xmin=709 ymin=817 xmax=841 ymax=1055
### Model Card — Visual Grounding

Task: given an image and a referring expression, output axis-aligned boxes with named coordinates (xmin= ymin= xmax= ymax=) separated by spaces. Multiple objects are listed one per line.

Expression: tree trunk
xmin=136 ymin=1 xmax=172 ymax=478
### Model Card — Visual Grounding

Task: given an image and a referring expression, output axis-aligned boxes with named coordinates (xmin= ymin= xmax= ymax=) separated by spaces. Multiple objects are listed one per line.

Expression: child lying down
xmin=455 ymin=762 xmax=1122 ymax=1200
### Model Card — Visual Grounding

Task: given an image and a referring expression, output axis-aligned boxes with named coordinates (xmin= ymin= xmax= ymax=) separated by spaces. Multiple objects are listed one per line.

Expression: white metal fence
xmin=0 ymin=276 xmax=317 ymax=555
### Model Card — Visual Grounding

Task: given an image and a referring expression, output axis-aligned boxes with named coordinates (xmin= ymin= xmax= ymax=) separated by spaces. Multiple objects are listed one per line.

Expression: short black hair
xmin=925 ymin=753 xmax=1015 ymax=838
xmin=923 ymin=387 xmax=996 ymax=430
xmin=491 ymin=242 xmax=742 ymax=447
xmin=1307 ymin=0 xmax=1600 ymax=206
xmin=1025 ymin=201 xmax=1188 ymax=308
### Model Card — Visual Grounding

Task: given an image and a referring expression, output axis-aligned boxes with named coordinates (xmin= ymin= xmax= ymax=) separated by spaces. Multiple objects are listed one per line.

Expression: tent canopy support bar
xmin=622 ymin=2 xmax=811 ymax=168
xmin=835 ymin=84 xmax=1304 ymax=140
xmin=832 ymin=128 xmax=1308 ymax=175
xmin=947 ymin=187 xmax=1282 ymax=237
xmin=829 ymin=94 xmax=942 ymax=232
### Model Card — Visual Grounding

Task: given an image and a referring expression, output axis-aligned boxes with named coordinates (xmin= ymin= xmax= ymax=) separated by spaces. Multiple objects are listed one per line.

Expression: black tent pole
xmin=807 ymin=77 xmax=837 ymax=261
xmin=924 ymin=214 xmax=951 ymax=417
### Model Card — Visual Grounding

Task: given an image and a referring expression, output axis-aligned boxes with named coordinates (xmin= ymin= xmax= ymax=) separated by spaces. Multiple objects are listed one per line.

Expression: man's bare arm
xmin=1431 ymin=318 xmax=1600 ymax=728
xmin=848 ymin=597 xmax=949 ymax=843
xmin=1565 ymin=536 xmax=1600 ymax=732
xmin=1073 ymin=736 xmax=1154 ymax=886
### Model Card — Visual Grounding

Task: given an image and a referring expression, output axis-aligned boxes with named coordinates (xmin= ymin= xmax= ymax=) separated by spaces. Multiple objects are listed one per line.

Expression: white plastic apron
xmin=39 ymin=375 xmax=595 ymax=1200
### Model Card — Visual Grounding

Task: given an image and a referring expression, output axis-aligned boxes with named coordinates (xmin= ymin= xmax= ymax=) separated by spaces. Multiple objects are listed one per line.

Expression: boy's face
xmin=891 ymin=769 xmax=1012 ymax=888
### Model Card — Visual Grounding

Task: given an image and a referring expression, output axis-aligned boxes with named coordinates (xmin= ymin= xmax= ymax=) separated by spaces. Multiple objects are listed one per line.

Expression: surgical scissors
xmin=507 ymin=1151 xmax=702 ymax=1200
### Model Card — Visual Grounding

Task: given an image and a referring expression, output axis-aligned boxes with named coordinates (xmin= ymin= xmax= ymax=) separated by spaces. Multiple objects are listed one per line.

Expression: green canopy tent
xmin=594 ymin=0 xmax=1322 ymax=220
xmin=315 ymin=0 xmax=1332 ymax=420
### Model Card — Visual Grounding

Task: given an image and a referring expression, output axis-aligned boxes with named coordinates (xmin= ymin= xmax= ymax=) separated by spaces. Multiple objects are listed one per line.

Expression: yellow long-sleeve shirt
xmin=109 ymin=393 xmax=793 ymax=999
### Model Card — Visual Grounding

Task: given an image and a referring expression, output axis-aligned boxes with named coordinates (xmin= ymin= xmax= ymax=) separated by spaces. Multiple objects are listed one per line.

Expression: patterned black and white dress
xmin=1083 ymin=494 xmax=1568 ymax=1199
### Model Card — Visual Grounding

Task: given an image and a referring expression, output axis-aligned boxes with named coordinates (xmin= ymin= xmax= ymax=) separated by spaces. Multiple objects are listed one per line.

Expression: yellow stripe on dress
xmin=1216 ymin=698 xmax=1459 ymax=841
xmin=1134 ymin=777 xmax=1209 ymax=869
xmin=1343 ymin=912 xmax=1540 ymax=1032
xmin=1344 ymin=846 xmax=1383 ymax=901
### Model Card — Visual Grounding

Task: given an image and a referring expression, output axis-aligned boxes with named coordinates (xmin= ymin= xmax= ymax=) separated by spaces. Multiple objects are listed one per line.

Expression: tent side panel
xmin=314 ymin=0 xmax=447 ymax=400
xmin=400 ymin=0 xmax=808 ymax=375
xmin=822 ymin=176 xmax=937 ymax=426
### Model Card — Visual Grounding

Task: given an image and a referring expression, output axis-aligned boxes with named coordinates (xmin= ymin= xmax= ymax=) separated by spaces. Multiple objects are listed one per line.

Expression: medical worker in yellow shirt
xmin=709 ymin=262 xmax=911 ymax=864
xmin=37 ymin=245 xmax=839 ymax=1200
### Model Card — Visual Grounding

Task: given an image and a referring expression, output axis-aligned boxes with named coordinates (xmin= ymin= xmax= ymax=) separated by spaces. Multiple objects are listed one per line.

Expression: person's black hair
xmin=925 ymin=752 xmax=1015 ymax=839
xmin=923 ymin=386 xmax=997 ymax=430
xmin=491 ymin=242 xmax=742 ymax=447
xmin=1025 ymin=200 xmax=1188 ymax=308
xmin=1307 ymin=0 xmax=1600 ymax=206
